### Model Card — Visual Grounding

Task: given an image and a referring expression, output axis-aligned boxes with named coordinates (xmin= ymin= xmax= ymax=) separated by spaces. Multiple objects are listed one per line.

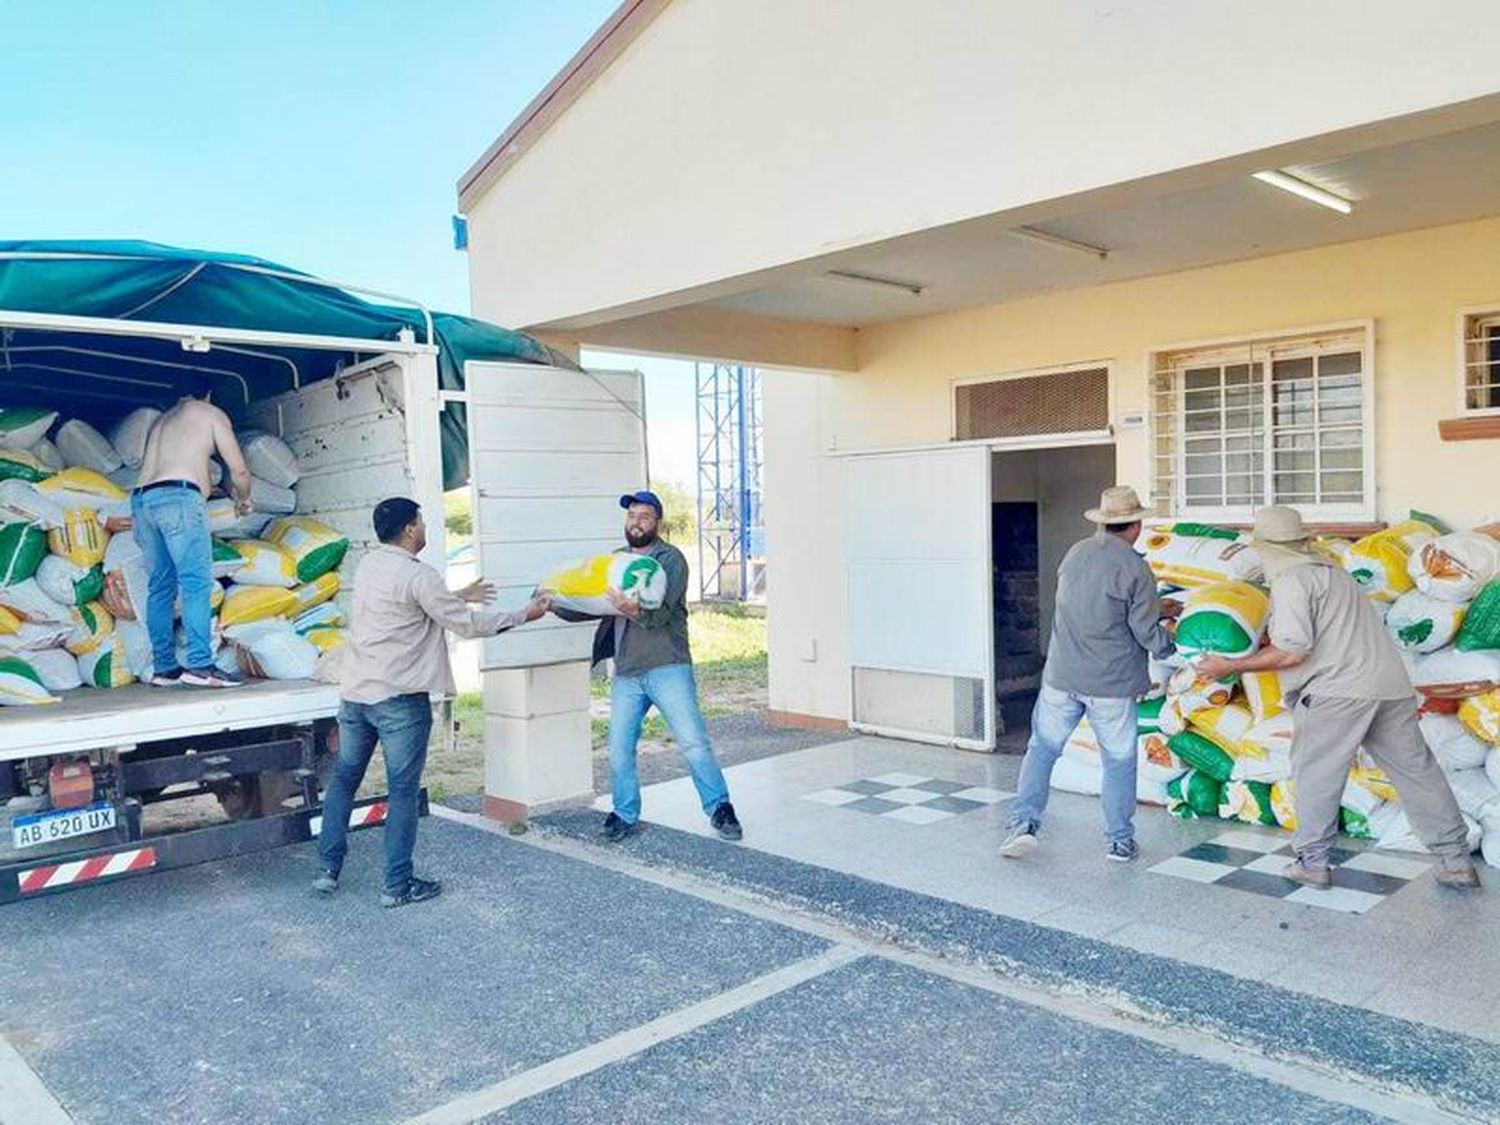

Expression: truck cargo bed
xmin=0 ymin=681 xmax=341 ymax=760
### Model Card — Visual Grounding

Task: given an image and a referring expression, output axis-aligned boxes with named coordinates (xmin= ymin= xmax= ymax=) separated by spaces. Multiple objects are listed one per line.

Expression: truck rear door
xmin=461 ymin=362 xmax=647 ymax=669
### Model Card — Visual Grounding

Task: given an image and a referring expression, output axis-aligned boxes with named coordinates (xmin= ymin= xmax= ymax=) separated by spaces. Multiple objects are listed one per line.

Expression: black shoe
xmin=710 ymin=802 xmax=743 ymax=841
xmin=380 ymin=876 xmax=442 ymax=908
xmin=601 ymin=812 xmax=640 ymax=843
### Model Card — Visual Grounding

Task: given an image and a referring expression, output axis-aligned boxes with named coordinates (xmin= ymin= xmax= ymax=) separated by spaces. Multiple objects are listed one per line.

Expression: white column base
xmin=480 ymin=660 xmax=594 ymax=822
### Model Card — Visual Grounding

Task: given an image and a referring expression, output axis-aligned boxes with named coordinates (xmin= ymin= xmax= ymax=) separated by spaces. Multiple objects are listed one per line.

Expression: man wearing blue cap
xmin=582 ymin=489 xmax=741 ymax=843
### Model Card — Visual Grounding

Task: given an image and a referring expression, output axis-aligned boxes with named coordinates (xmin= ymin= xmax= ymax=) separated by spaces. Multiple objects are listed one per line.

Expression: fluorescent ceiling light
xmin=1008 ymin=226 xmax=1109 ymax=260
xmin=825 ymin=269 xmax=925 ymax=295
xmin=1252 ymin=169 xmax=1352 ymax=214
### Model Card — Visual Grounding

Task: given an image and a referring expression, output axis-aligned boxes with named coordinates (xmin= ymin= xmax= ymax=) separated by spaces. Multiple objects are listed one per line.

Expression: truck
xmin=0 ymin=241 xmax=647 ymax=902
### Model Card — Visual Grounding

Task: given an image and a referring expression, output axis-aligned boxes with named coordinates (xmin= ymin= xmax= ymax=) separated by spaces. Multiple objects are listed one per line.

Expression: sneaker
xmin=1282 ymin=859 xmax=1332 ymax=889
xmin=710 ymin=802 xmax=743 ymax=841
xmin=1106 ymin=839 xmax=1140 ymax=863
xmin=601 ymin=812 xmax=640 ymax=843
xmin=181 ymin=666 xmax=243 ymax=688
xmin=150 ymin=667 xmax=184 ymax=687
xmin=310 ymin=869 xmax=339 ymax=895
xmin=380 ymin=876 xmax=443 ymax=909
xmin=1435 ymin=863 xmax=1482 ymax=890
xmin=999 ymin=823 xmax=1039 ymax=858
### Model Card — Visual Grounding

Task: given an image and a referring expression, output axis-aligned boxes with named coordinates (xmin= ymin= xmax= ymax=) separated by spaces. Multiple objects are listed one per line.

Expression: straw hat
xmin=1252 ymin=504 xmax=1317 ymax=568
xmin=1085 ymin=485 xmax=1154 ymax=524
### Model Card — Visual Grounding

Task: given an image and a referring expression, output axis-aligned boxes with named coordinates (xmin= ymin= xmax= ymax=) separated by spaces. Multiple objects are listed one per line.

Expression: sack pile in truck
xmin=1056 ymin=517 xmax=1500 ymax=869
xmin=0 ymin=406 xmax=351 ymax=705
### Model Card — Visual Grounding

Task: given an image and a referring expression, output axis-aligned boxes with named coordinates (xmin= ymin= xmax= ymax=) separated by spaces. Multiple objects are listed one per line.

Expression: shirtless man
xmin=132 ymin=389 xmax=252 ymax=687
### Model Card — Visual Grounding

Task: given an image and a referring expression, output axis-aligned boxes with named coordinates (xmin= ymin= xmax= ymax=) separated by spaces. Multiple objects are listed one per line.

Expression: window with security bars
xmin=1150 ymin=329 xmax=1371 ymax=519
xmin=1461 ymin=312 xmax=1500 ymax=414
xmin=954 ymin=366 xmax=1109 ymax=441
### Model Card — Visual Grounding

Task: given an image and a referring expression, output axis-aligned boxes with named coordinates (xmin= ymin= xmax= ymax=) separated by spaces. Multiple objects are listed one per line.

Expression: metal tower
xmin=695 ymin=363 xmax=764 ymax=601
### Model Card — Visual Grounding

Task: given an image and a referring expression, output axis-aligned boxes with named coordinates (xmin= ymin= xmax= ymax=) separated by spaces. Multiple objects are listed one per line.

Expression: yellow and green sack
xmin=230 ymin=540 xmax=299 ymax=588
xmin=1270 ymin=779 xmax=1298 ymax=830
xmin=0 ymin=655 xmax=58 ymax=706
xmin=263 ymin=516 xmax=349 ymax=583
xmin=47 ymin=508 xmax=109 ymax=569
xmin=1166 ymin=769 xmax=1224 ymax=819
xmin=303 ymin=625 xmax=346 ymax=653
xmin=0 ymin=448 xmax=54 ymax=484
xmin=0 ymin=521 xmax=48 ymax=586
xmin=286 ymin=572 xmax=339 ymax=616
xmin=1138 ymin=524 xmax=1262 ymax=587
xmin=36 ymin=467 xmax=126 ymax=510
xmin=1219 ymin=778 xmax=1279 ymax=826
xmin=538 ymin=552 xmax=668 ymax=616
xmin=220 ymin=584 xmax=298 ymax=628
xmin=64 ymin=601 xmax=115 ymax=656
xmin=1343 ymin=518 xmax=1438 ymax=602
xmin=1174 ymin=580 xmax=1269 ymax=658
xmin=1241 ymin=670 xmax=1286 ymax=722
xmin=1167 ymin=728 xmax=1236 ymax=782
xmin=78 ymin=635 xmax=136 ymax=689
xmin=1456 ymin=580 xmax=1500 ymax=652
xmin=1186 ymin=702 xmax=1261 ymax=758
xmin=1458 ymin=689 xmax=1500 ymax=744
xmin=35 ymin=556 xmax=104 ymax=606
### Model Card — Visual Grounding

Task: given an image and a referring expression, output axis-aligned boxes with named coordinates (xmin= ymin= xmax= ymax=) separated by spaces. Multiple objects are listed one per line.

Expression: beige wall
xmin=768 ymin=216 xmax=1500 ymax=722
xmin=466 ymin=0 xmax=1500 ymax=332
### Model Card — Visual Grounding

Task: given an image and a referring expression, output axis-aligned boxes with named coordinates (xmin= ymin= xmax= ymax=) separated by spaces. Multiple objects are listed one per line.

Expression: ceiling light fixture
xmin=825 ymin=269 xmax=926 ymax=295
xmin=1251 ymin=169 xmax=1352 ymax=214
xmin=1008 ymin=226 xmax=1109 ymax=260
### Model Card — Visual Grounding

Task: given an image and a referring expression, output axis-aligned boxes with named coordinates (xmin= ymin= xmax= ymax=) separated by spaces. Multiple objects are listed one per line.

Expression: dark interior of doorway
xmin=993 ymin=502 xmax=1045 ymax=733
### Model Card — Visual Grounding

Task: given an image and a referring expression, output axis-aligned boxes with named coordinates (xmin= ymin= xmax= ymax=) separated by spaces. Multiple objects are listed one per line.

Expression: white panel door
xmin=463 ymin=362 xmax=647 ymax=669
xmin=845 ymin=445 xmax=994 ymax=750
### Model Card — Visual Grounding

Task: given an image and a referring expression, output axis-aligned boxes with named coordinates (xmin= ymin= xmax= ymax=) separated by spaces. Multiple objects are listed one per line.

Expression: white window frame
xmin=949 ymin=359 xmax=1115 ymax=450
xmin=1145 ymin=320 xmax=1376 ymax=523
xmin=1457 ymin=306 xmax=1500 ymax=418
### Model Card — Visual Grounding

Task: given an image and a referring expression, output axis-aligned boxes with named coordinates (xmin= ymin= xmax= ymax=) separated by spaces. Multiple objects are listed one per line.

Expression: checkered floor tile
xmin=1147 ymin=830 xmax=1432 ymax=914
xmin=801 ymin=773 xmax=1014 ymax=824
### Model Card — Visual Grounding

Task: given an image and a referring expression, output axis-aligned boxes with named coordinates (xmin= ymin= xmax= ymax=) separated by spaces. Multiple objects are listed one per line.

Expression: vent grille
xmin=852 ymin=667 xmax=985 ymax=742
xmin=955 ymin=367 xmax=1108 ymax=441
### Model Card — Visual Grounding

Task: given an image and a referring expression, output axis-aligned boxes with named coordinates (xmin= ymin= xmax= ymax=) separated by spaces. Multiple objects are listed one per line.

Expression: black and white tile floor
xmin=1148 ymin=828 xmax=1432 ymax=914
xmin=801 ymin=771 xmax=1014 ymax=825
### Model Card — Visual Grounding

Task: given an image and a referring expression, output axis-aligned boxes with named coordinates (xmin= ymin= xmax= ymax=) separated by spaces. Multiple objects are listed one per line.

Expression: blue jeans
xmin=130 ymin=485 xmax=214 ymax=672
xmin=318 ymin=694 xmax=433 ymax=895
xmin=1009 ymin=683 xmax=1139 ymax=844
xmin=609 ymin=663 xmax=729 ymax=824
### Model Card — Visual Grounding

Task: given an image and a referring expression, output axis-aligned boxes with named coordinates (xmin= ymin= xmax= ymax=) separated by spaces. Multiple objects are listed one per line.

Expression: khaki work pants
xmin=1291 ymin=694 xmax=1470 ymax=868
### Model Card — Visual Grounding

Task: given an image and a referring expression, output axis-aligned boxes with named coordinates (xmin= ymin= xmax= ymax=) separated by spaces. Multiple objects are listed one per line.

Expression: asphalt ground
xmin=1 ymin=809 xmax=1489 ymax=1124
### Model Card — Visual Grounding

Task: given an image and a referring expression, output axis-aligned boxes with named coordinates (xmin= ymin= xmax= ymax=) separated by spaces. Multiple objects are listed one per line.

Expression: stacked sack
xmin=0 ymin=407 xmax=351 ymax=705
xmin=1055 ymin=518 xmax=1500 ymax=868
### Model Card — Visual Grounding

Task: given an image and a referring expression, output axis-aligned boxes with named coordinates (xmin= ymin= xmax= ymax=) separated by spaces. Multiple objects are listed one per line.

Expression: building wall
xmin=465 ymin=0 xmax=1500 ymax=331
xmin=767 ymin=216 xmax=1500 ymax=722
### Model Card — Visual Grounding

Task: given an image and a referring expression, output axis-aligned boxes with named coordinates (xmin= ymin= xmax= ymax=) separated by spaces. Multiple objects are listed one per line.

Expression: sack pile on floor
xmin=1055 ymin=517 xmax=1500 ymax=868
xmin=0 ymin=407 xmax=349 ymax=705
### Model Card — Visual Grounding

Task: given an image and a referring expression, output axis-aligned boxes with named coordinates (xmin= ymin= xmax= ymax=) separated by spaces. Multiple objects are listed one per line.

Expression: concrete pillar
xmin=481 ymin=660 xmax=593 ymax=823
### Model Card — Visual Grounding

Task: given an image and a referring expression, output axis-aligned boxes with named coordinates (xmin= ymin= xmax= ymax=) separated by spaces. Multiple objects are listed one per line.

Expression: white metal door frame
xmin=843 ymin=444 xmax=995 ymax=751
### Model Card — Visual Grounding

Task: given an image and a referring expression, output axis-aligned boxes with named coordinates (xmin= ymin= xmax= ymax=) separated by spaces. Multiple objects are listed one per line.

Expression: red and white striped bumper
xmin=18 ymin=847 xmax=158 ymax=896
xmin=309 ymin=801 xmax=388 ymax=837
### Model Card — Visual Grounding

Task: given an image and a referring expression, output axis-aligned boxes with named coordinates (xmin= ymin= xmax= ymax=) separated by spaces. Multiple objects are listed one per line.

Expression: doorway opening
xmin=990 ymin=445 xmax=1116 ymax=736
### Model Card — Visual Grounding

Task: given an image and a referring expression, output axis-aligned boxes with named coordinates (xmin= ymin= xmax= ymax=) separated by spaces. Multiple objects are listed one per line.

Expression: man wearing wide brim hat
xmin=1197 ymin=505 xmax=1479 ymax=890
xmin=1000 ymin=486 xmax=1182 ymax=863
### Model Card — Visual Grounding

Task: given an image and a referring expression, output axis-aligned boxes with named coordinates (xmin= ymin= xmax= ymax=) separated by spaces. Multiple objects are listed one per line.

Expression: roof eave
xmin=456 ymin=0 xmax=672 ymax=212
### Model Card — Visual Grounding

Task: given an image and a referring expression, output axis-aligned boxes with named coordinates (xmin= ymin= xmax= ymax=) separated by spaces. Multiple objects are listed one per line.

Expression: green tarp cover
xmin=0 ymin=240 xmax=578 ymax=489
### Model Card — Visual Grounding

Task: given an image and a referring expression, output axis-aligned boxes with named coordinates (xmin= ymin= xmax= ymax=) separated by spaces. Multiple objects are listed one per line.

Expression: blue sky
xmin=2 ymin=0 xmax=702 ymax=488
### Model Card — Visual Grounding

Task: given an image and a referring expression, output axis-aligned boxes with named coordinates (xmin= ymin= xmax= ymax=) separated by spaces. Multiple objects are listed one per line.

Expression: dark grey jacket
xmin=1044 ymin=531 xmax=1174 ymax=698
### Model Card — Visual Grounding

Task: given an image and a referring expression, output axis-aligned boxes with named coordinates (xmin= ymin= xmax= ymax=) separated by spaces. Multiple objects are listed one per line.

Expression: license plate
xmin=11 ymin=803 xmax=117 ymax=850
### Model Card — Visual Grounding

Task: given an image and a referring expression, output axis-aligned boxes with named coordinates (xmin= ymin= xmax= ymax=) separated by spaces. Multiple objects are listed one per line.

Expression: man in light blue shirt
xmin=1001 ymin=486 xmax=1179 ymax=863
